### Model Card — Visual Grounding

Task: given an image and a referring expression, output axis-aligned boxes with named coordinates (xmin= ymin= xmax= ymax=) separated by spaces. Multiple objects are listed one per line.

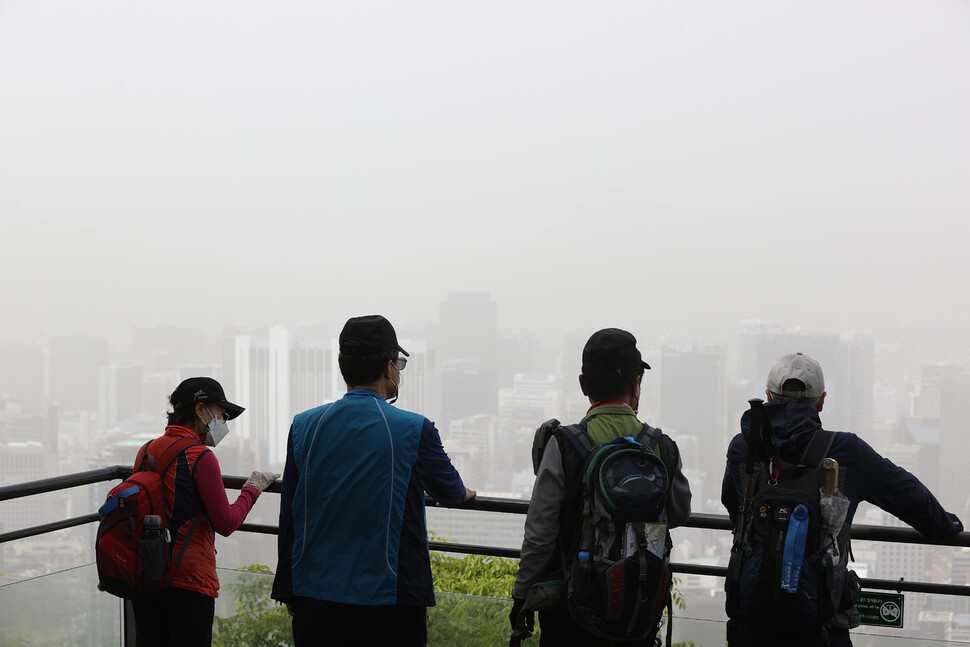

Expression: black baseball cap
xmin=171 ymin=377 xmax=245 ymax=420
xmin=582 ymin=328 xmax=651 ymax=375
xmin=339 ymin=315 xmax=409 ymax=357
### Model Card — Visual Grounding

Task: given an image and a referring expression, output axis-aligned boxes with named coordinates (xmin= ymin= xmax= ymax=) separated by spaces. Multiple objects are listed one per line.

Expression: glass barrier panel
xmin=0 ymin=563 xmax=123 ymax=646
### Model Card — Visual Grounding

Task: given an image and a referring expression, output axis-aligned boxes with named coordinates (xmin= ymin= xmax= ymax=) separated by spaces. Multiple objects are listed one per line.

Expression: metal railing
xmin=3 ymin=465 xmax=970 ymax=599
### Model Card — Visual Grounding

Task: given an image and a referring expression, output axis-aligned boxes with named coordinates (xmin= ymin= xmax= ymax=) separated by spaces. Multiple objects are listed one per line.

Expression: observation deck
xmin=2 ymin=467 xmax=969 ymax=645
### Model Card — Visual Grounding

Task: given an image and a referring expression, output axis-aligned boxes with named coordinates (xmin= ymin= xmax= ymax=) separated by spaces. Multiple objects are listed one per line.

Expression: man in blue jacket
xmin=272 ymin=314 xmax=476 ymax=646
xmin=721 ymin=352 xmax=963 ymax=647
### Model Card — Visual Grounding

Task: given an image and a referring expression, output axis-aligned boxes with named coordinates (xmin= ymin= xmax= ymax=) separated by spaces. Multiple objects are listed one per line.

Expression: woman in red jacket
xmin=131 ymin=377 xmax=277 ymax=647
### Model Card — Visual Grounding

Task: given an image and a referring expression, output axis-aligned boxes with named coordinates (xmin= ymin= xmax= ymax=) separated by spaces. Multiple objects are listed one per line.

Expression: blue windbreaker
xmin=272 ymin=389 xmax=467 ymax=606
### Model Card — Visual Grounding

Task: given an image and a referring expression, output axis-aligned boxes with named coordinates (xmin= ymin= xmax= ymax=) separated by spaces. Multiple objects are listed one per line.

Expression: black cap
xmin=581 ymin=328 xmax=651 ymax=375
xmin=171 ymin=377 xmax=245 ymax=420
xmin=339 ymin=315 xmax=409 ymax=357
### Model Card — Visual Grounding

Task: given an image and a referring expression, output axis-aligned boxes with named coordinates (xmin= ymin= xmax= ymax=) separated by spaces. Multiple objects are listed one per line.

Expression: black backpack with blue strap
xmin=725 ymin=399 xmax=844 ymax=633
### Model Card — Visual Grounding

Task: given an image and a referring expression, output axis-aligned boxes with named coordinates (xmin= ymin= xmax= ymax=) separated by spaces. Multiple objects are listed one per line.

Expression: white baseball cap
xmin=766 ymin=352 xmax=825 ymax=399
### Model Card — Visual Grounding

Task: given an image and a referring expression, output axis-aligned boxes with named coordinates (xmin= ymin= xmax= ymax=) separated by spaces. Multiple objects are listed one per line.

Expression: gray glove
xmin=244 ymin=471 xmax=279 ymax=492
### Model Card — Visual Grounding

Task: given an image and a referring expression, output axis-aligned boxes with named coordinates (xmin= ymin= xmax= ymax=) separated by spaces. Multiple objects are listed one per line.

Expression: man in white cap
xmin=721 ymin=352 xmax=963 ymax=647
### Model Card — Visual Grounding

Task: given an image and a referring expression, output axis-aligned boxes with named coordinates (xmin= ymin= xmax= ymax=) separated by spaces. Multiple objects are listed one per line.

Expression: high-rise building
xmin=392 ymin=339 xmax=436 ymax=421
xmin=658 ymin=344 xmax=725 ymax=492
xmin=234 ymin=328 xmax=333 ymax=467
xmin=497 ymin=374 xmax=558 ymax=488
xmin=939 ymin=371 xmax=970 ymax=517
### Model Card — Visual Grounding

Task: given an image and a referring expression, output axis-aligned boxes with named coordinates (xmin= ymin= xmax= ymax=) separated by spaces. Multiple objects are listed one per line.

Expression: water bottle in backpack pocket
xmin=139 ymin=514 xmax=167 ymax=581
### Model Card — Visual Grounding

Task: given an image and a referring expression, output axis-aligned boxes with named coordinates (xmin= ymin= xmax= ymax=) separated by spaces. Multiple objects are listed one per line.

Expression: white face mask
xmin=204 ymin=406 xmax=230 ymax=447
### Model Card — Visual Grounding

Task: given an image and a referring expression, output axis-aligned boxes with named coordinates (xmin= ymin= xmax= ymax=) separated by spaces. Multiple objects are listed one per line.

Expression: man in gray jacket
xmin=511 ymin=328 xmax=692 ymax=646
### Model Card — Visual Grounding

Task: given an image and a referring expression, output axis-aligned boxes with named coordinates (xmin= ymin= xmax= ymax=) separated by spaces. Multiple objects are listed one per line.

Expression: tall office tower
xmin=658 ymin=344 xmax=725 ymax=498
xmin=939 ymin=372 xmax=970 ymax=516
xmin=290 ymin=340 xmax=332 ymax=416
xmin=497 ymin=374 xmax=558 ymax=488
xmin=836 ymin=332 xmax=875 ymax=437
xmin=0 ymin=343 xmax=45 ymax=404
xmin=910 ymin=364 xmax=950 ymax=419
xmin=98 ymin=365 xmax=143 ymax=428
xmin=268 ymin=326 xmax=291 ymax=462
xmin=392 ymin=339 xmax=436 ymax=421
xmin=896 ymin=420 xmax=941 ymax=493
xmin=872 ymin=383 xmax=900 ymax=450
xmin=872 ymin=383 xmax=900 ymax=425
xmin=235 ymin=328 xmax=334 ymax=467
xmin=234 ymin=335 xmax=270 ymax=460
xmin=48 ymin=335 xmax=109 ymax=413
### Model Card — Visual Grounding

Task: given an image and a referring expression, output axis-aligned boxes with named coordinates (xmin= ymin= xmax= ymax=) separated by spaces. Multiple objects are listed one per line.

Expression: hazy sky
xmin=2 ymin=1 xmax=968 ymax=352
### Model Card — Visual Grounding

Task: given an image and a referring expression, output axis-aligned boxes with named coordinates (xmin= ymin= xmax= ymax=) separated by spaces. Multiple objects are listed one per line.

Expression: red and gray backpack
xmin=95 ymin=436 xmax=203 ymax=598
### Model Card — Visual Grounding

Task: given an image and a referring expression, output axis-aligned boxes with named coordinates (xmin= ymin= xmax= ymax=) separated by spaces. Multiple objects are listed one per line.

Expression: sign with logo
xmin=857 ymin=592 xmax=904 ymax=628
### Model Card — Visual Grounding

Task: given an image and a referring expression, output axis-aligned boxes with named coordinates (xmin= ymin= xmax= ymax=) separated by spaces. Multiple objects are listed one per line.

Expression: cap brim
xmin=223 ymin=401 xmax=245 ymax=420
xmin=641 ymin=361 xmax=651 ymax=370
xmin=398 ymin=345 xmax=410 ymax=357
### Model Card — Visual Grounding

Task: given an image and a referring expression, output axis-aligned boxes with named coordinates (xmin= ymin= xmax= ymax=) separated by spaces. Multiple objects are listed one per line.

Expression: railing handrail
xmin=4 ymin=466 xmax=970 ymax=598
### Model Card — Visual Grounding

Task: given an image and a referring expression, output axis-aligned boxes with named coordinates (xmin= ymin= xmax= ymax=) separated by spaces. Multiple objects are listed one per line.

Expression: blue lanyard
xmin=781 ymin=504 xmax=810 ymax=593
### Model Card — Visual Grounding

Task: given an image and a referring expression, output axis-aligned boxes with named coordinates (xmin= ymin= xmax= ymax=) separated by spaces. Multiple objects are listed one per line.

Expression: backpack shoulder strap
xmin=798 ymin=429 xmax=836 ymax=468
xmin=635 ymin=424 xmax=663 ymax=451
xmin=531 ymin=418 xmax=562 ymax=475
xmin=135 ymin=440 xmax=154 ymax=472
xmin=153 ymin=436 xmax=205 ymax=475
xmin=557 ymin=420 xmax=596 ymax=460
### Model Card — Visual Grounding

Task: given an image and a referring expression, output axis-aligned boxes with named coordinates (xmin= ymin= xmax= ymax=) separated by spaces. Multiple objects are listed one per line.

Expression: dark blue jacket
xmin=721 ymin=402 xmax=963 ymax=545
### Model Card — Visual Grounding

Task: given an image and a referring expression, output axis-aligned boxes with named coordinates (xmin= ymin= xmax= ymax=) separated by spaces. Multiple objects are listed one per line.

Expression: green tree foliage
xmin=212 ymin=564 xmax=291 ymax=647
xmin=429 ymin=547 xmax=523 ymax=645
xmin=212 ymin=557 xmax=699 ymax=647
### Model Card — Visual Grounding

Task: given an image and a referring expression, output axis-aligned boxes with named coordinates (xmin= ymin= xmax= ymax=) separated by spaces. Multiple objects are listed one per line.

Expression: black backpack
xmin=725 ymin=399 xmax=846 ymax=633
xmin=514 ymin=419 xmax=673 ymax=646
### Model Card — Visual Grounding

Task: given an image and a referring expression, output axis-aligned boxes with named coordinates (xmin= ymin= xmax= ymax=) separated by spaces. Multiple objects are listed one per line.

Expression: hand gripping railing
xmin=3 ymin=467 xmax=970 ymax=598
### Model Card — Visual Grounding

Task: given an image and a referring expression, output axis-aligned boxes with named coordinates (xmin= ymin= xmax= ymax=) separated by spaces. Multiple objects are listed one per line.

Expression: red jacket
xmin=135 ymin=426 xmax=260 ymax=597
